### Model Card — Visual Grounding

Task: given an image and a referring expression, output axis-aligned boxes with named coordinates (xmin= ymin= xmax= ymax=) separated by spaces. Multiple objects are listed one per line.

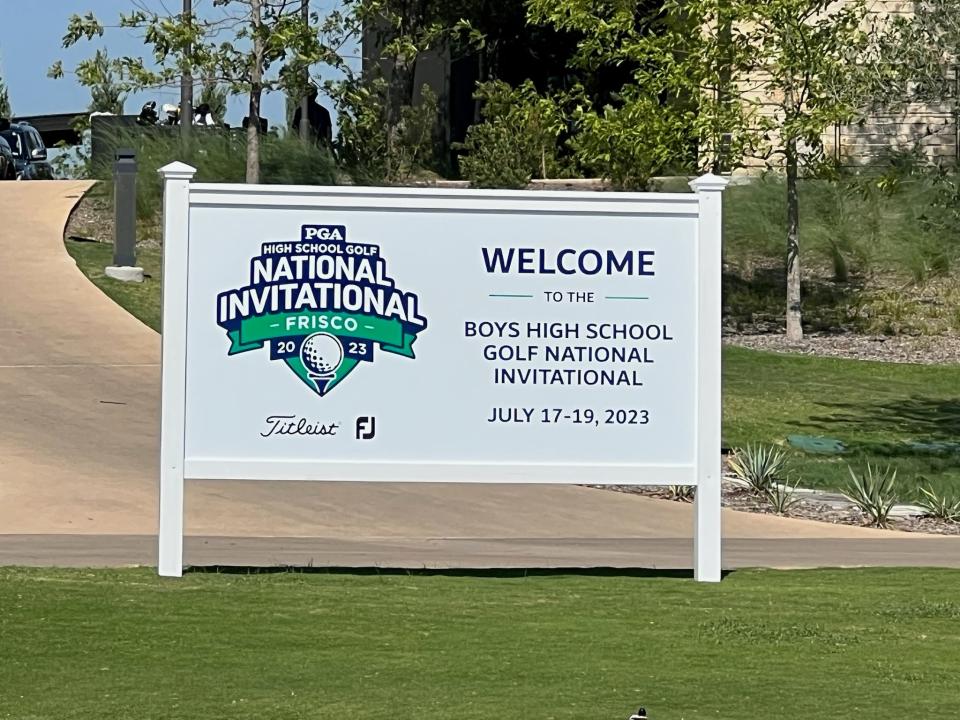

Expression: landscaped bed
xmin=1 ymin=567 xmax=958 ymax=719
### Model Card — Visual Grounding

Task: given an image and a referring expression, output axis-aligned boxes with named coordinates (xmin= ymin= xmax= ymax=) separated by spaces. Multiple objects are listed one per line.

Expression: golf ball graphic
xmin=300 ymin=332 xmax=344 ymax=377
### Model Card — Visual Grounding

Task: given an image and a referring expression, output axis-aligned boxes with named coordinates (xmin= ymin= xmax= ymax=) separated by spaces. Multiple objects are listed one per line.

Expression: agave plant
xmin=727 ymin=444 xmax=790 ymax=495
xmin=844 ymin=464 xmax=899 ymax=528
xmin=917 ymin=486 xmax=960 ymax=523
xmin=765 ymin=480 xmax=801 ymax=515
xmin=665 ymin=485 xmax=695 ymax=502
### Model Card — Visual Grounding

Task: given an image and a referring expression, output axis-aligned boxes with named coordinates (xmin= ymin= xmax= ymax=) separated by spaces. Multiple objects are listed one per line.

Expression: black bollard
xmin=113 ymin=148 xmax=137 ymax=268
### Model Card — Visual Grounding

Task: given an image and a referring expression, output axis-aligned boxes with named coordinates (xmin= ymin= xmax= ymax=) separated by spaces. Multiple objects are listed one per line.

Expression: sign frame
xmin=157 ymin=162 xmax=727 ymax=581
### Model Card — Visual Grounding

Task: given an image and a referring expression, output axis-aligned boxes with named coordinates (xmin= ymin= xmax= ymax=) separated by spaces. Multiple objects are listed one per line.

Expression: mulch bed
xmin=725 ymin=332 xmax=960 ymax=365
xmin=591 ymin=481 xmax=960 ymax=535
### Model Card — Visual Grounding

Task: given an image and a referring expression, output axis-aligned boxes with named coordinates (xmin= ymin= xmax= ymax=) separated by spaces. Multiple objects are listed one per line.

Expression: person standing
xmin=292 ymin=88 xmax=332 ymax=146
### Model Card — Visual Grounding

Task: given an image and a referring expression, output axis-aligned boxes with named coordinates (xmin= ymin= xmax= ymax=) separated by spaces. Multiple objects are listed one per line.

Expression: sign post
xmin=157 ymin=162 xmax=727 ymax=580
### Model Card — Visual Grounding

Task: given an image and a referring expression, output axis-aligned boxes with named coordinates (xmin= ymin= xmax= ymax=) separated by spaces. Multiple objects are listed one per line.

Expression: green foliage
xmin=724 ymin=172 xmax=960 ymax=288
xmin=526 ymin=0 xmax=743 ymax=186
xmin=320 ymin=0 xmax=482 ymax=184
xmin=745 ymin=0 xmax=879 ymax=164
xmin=844 ymin=464 xmax=899 ymax=528
xmin=52 ymin=1 xmax=333 ymax=182
xmin=0 ymin=75 xmax=11 ymax=118
xmin=765 ymin=480 xmax=801 ymax=515
xmin=458 ymin=80 xmax=572 ymax=189
xmin=666 ymin=485 xmax=695 ymax=503
xmin=53 ymin=3 xmax=329 ymax=99
xmin=570 ymin=86 xmax=693 ymax=190
xmin=101 ymin=129 xmax=336 ymax=220
xmin=728 ymin=445 xmax=790 ymax=495
xmin=873 ymin=0 xmax=960 ymax=108
xmin=85 ymin=49 xmax=126 ymax=114
xmin=332 ymin=77 xmax=440 ymax=184
xmin=458 ymin=122 xmax=533 ymax=189
xmin=531 ymin=0 xmax=894 ymax=333
xmin=198 ymin=74 xmax=229 ymax=123
xmin=917 ymin=486 xmax=960 ymax=522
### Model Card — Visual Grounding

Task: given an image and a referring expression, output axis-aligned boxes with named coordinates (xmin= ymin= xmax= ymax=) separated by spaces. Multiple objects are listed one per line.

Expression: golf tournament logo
xmin=216 ymin=225 xmax=428 ymax=396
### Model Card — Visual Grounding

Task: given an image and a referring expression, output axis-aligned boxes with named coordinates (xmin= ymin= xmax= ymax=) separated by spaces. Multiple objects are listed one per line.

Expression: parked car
xmin=0 ymin=120 xmax=54 ymax=180
xmin=0 ymin=135 xmax=15 ymax=180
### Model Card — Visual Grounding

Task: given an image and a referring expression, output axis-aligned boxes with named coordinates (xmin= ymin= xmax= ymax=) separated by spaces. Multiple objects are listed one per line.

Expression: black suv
xmin=0 ymin=120 xmax=54 ymax=180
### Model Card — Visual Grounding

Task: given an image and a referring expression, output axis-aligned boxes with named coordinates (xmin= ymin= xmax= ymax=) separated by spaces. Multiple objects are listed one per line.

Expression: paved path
xmin=2 ymin=535 xmax=958 ymax=570
xmin=0 ymin=181 xmax=955 ymax=570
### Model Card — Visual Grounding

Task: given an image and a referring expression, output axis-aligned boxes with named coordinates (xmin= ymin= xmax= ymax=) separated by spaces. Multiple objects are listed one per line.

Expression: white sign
xmin=158 ymin=162 xmax=727 ymax=580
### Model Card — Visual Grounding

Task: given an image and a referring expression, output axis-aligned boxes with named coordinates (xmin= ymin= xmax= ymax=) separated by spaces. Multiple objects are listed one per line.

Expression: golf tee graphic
xmin=216 ymin=225 xmax=428 ymax=396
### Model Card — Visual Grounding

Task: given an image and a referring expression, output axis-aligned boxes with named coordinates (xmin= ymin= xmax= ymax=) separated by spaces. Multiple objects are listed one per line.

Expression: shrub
xmin=727 ymin=445 xmax=790 ymax=495
xmin=458 ymin=80 xmax=571 ymax=189
xmin=332 ymin=77 xmax=440 ymax=185
xmin=916 ymin=486 xmax=960 ymax=522
xmin=458 ymin=121 xmax=538 ymax=189
xmin=570 ymin=86 xmax=694 ymax=190
xmin=844 ymin=465 xmax=899 ymax=528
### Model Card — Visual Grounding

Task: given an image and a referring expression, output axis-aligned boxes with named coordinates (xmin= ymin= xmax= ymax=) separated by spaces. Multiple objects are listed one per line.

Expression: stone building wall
xmin=740 ymin=0 xmax=958 ymax=170
xmin=826 ymin=1 xmax=957 ymax=166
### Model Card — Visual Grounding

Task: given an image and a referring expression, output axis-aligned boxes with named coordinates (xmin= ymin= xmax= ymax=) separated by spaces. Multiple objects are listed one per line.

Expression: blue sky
xmin=0 ymin=0 xmax=354 ymax=129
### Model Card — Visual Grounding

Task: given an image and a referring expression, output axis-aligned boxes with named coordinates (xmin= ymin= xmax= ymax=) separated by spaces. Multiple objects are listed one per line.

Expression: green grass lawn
xmin=66 ymin=238 xmax=162 ymax=332
xmin=1 ymin=567 xmax=958 ymax=719
xmin=724 ymin=346 xmax=960 ymax=498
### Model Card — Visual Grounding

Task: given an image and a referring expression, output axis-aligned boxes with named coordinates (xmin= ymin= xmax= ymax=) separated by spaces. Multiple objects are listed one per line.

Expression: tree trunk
xmin=246 ymin=0 xmax=263 ymax=184
xmin=299 ymin=0 xmax=310 ymax=144
xmin=785 ymin=135 xmax=802 ymax=341
xmin=180 ymin=0 xmax=193 ymax=145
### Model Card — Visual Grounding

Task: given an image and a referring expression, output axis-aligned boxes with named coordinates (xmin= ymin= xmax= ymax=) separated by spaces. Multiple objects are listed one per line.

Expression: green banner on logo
xmin=226 ymin=311 xmax=418 ymax=358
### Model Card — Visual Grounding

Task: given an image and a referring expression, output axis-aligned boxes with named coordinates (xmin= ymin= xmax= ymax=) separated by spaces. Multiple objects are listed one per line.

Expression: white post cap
xmin=158 ymin=161 xmax=198 ymax=180
xmin=689 ymin=173 xmax=730 ymax=193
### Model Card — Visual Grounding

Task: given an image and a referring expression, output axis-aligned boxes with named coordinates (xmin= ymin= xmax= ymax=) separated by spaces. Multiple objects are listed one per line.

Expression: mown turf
xmin=0 ymin=567 xmax=958 ymax=719
xmin=723 ymin=346 xmax=960 ymax=497
xmin=65 ymin=238 xmax=162 ymax=331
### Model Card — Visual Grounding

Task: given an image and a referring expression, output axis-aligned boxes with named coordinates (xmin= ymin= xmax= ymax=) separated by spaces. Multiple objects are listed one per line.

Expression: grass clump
xmin=765 ymin=480 xmax=801 ymax=515
xmin=722 ymin=171 xmax=960 ymax=335
xmin=97 ymin=128 xmax=339 ymax=222
xmin=916 ymin=486 xmax=960 ymax=522
xmin=844 ymin=464 xmax=899 ymax=527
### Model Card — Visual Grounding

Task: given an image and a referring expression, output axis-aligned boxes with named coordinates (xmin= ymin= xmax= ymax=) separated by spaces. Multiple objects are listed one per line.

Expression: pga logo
xmin=302 ymin=225 xmax=346 ymax=241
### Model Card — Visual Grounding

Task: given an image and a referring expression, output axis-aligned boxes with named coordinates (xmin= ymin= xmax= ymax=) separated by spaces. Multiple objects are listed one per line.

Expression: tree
xmin=879 ymin=0 xmax=960 ymax=103
xmin=321 ymin=0 xmax=481 ymax=182
xmin=731 ymin=0 xmax=884 ymax=341
xmin=530 ymin=0 xmax=887 ymax=340
xmin=52 ymin=2 xmax=329 ymax=183
xmin=0 ymin=75 xmax=11 ymax=118
xmin=527 ymin=0 xmax=751 ymax=188
xmin=85 ymin=49 xmax=127 ymax=114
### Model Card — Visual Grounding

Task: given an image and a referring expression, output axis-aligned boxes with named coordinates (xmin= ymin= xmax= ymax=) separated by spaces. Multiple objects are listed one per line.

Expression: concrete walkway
xmin=0 ymin=181 xmax=955 ymax=570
